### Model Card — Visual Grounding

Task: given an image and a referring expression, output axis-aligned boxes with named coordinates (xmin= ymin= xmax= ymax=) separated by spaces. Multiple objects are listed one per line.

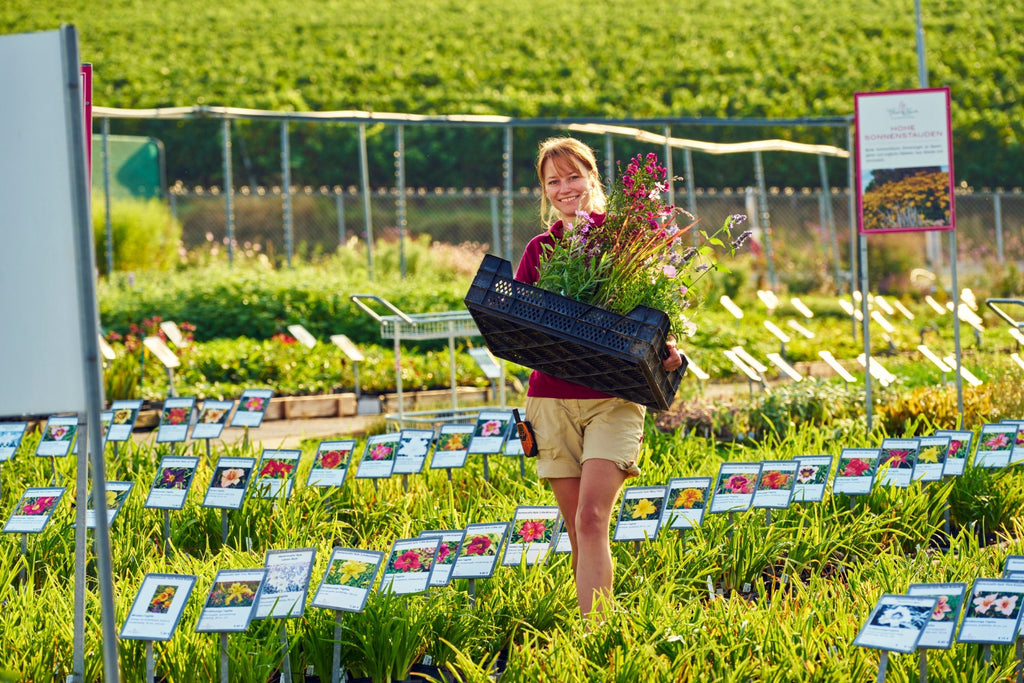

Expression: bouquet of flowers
xmin=535 ymin=152 xmax=750 ymax=336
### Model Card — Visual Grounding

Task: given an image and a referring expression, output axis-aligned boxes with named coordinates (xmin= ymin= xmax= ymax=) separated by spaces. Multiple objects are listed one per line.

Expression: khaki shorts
xmin=525 ymin=396 xmax=646 ymax=480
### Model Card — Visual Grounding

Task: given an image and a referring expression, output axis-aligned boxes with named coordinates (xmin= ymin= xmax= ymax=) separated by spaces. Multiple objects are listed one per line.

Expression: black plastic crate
xmin=464 ymin=254 xmax=685 ymax=411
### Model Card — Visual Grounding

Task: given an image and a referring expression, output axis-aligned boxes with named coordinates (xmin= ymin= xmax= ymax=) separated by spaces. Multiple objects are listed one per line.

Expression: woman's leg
xmin=552 ymin=459 xmax=627 ymax=617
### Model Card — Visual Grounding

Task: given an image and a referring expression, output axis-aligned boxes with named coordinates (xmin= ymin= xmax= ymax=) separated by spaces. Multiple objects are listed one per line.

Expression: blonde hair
xmin=536 ymin=137 xmax=606 ymax=226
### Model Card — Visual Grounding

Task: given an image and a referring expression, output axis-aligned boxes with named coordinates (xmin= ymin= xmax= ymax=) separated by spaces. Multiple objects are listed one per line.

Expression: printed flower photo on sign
xmin=916 ymin=446 xmax=945 ymax=464
xmin=757 ymin=470 xmax=792 ymax=491
xmin=198 ymin=408 xmax=227 ymax=425
xmin=796 ymin=465 xmax=828 ymax=485
xmin=206 ymin=580 xmax=260 ymax=608
xmin=20 ymin=495 xmax=58 ymax=516
xmin=90 ymin=487 xmax=131 ymax=511
xmin=112 ymin=408 xmax=136 ymax=425
xmin=47 ymin=424 xmax=76 ymax=442
xmin=510 ymin=519 xmax=553 ymax=544
xmin=212 ymin=465 xmax=250 ymax=489
xmin=474 ymin=419 xmax=506 ymax=438
xmin=718 ymin=473 xmax=754 ymax=495
xmin=367 ymin=443 xmax=395 ymax=462
xmin=625 ymin=497 xmax=662 ymax=521
xmin=154 ymin=467 xmax=191 ymax=490
xmin=258 ymin=459 xmax=295 ymax=480
xmin=435 ymin=541 xmax=458 ymax=566
xmin=386 ymin=548 xmax=435 ymax=574
xmin=880 ymin=448 xmax=913 ymax=469
xmin=315 ymin=449 xmax=348 ymax=470
xmin=437 ymin=432 xmax=467 ymax=451
xmin=263 ymin=562 xmax=311 ymax=596
xmin=930 ymin=594 xmax=962 ymax=622
xmin=461 ymin=533 xmax=501 ymax=558
xmin=243 ymin=397 xmax=266 ymax=413
xmin=981 ymin=433 xmax=1011 ymax=451
xmin=672 ymin=487 xmax=706 ymax=510
xmin=947 ymin=439 xmax=965 ymax=458
xmin=160 ymin=407 xmax=189 ymax=426
xmin=325 ymin=559 xmax=376 ymax=588
xmin=967 ymin=591 xmax=1023 ymax=620
xmin=870 ymin=603 xmax=932 ymax=630
xmin=147 ymin=585 xmax=177 ymax=614
xmin=838 ymin=456 xmax=875 ymax=478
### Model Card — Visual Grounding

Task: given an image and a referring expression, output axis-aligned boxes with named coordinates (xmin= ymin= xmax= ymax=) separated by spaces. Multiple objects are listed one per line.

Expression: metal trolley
xmin=350 ymin=294 xmax=505 ymax=428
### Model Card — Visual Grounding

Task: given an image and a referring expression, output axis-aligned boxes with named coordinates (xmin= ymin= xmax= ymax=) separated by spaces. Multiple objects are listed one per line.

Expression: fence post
xmin=102 ymin=117 xmax=113 ymax=275
xmin=490 ymin=193 xmax=501 ymax=258
xmin=358 ymin=122 xmax=374 ymax=279
xmin=684 ymin=149 xmax=697 ymax=246
xmin=753 ymin=150 xmax=777 ymax=290
xmin=995 ymin=193 xmax=1004 ymax=262
xmin=663 ymin=125 xmax=675 ymax=208
xmin=222 ymin=119 xmax=235 ymax=265
xmin=604 ymin=133 xmax=614 ymax=191
xmin=396 ymin=124 xmax=407 ymax=277
xmin=818 ymin=154 xmax=842 ymax=293
xmin=281 ymin=120 xmax=293 ymax=268
xmin=335 ymin=189 xmax=345 ymax=248
xmin=502 ymin=126 xmax=514 ymax=262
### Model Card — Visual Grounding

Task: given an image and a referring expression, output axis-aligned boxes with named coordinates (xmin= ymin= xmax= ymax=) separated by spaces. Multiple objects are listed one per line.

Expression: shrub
xmin=93 ymin=196 xmax=183 ymax=275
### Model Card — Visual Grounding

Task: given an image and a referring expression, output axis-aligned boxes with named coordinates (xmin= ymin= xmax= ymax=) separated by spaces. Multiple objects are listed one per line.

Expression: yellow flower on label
xmin=918 ymin=447 xmax=939 ymax=464
xmin=631 ymin=498 xmax=657 ymax=519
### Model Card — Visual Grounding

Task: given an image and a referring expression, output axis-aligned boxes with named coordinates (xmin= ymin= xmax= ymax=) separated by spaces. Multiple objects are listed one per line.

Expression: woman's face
xmin=543 ymin=157 xmax=593 ymax=222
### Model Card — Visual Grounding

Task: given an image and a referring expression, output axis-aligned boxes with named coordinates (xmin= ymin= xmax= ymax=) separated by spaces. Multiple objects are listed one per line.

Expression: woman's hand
xmin=662 ymin=336 xmax=683 ymax=372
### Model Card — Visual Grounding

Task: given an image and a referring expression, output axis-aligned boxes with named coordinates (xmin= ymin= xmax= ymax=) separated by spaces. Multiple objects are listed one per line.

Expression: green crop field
xmin=2 ymin=0 xmax=1021 ymax=189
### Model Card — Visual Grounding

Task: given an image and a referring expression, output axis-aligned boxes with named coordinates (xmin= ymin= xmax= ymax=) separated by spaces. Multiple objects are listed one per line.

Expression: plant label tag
xmin=190 ymin=399 xmax=234 ymax=440
xmin=196 ymin=568 xmax=268 ymax=632
xmin=120 ymin=573 xmax=197 ymax=641
xmin=229 ymin=389 xmax=274 ymax=428
xmin=853 ymin=593 xmax=937 ymax=653
xmin=355 ymin=433 xmax=400 ymax=479
xmin=935 ymin=430 xmax=972 ymax=476
xmin=451 ymin=522 xmax=510 ymax=580
xmin=2 ymin=486 xmax=65 ymax=534
xmin=752 ymin=460 xmax=799 ymax=509
xmin=155 ymin=397 xmax=195 ymax=443
xmin=792 ymin=456 xmax=832 ymax=503
xmin=144 ymin=456 xmax=200 ymax=510
xmin=202 ymin=457 xmax=256 ymax=510
xmin=107 ymin=399 xmax=143 ymax=442
xmin=833 ymin=448 xmax=881 ymax=496
xmin=86 ymin=481 xmax=134 ymax=529
xmin=907 ymin=582 xmax=967 ymax=650
xmin=419 ymin=530 xmax=466 ymax=587
xmin=957 ymin=579 xmax=1024 ymax=644
xmin=503 ymin=506 xmax=560 ymax=565
xmin=0 ymin=422 xmax=28 ymax=462
xmin=430 ymin=424 xmax=473 ymax=470
xmin=35 ymin=415 xmax=78 ymax=458
xmin=709 ymin=462 xmax=761 ymax=514
xmin=661 ymin=477 xmax=711 ymax=530
xmin=973 ymin=424 xmax=1016 ymax=469
xmin=912 ymin=435 xmax=950 ymax=483
xmin=613 ymin=486 xmax=666 ymax=542
xmin=307 ymin=440 xmax=355 ymax=488
xmin=877 ymin=438 xmax=920 ymax=488
xmin=379 ymin=537 xmax=440 ymax=595
xmin=254 ymin=547 xmax=317 ymax=620
xmin=311 ymin=548 xmax=383 ymax=612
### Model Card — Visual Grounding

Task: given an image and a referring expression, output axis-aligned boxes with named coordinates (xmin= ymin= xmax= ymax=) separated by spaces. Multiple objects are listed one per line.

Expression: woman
xmin=514 ymin=137 xmax=682 ymax=618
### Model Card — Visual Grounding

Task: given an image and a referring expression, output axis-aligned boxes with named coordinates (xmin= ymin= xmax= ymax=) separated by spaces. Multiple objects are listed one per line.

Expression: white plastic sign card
xmin=307 ymin=439 xmax=356 ymax=488
xmin=907 ymin=582 xmax=967 ymax=650
xmin=792 ymin=456 xmax=833 ymax=503
xmin=195 ymin=568 xmax=267 ymax=632
xmin=3 ymin=486 xmax=65 ymax=534
xmin=254 ymin=547 xmax=317 ymax=620
xmin=957 ymin=579 xmax=1024 ymax=644
xmin=660 ymin=477 xmax=711 ymax=530
xmin=354 ymin=433 xmax=400 ymax=479
xmin=393 ymin=429 xmax=433 ymax=475
xmin=202 ymin=457 xmax=256 ymax=510
xmin=229 ymin=389 xmax=274 ymax=428
xmin=551 ymin=519 xmax=573 ymax=554
xmin=0 ymin=422 xmax=28 ymax=462
xmin=752 ymin=460 xmax=799 ymax=509
xmin=252 ymin=448 xmax=301 ymax=499
xmin=1006 ymin=571 xmax=1024 ymax=582
xmin=912 ymin=435 xmax=951 ymax=483
xmin=973 ymin=424 xmax=1016 ymax=469
xmin=853 ymin=593 xmax=937 ymax=654
xmin=503 ymin=426 xmax=524 ymax=457
xmin=120 ymin=573 xmax=197 ymax=641
xmin=156 ymin=397 xmax=196 ymax=443
xmin=190 ymin=400 xmax=234 ymax=440
xmin=418 ymin=530 xmax=466 ymax=587
xmin=35 ymin=415 xmax=78 ymax=458
xmin=467 ymin=411 xmax=513 ymax=455
xmin=107 ymin=399 xmax=143 ymax=442
xmin=451 ymin=522 xmax=510 ymax=579
xmin=503 ymin=506 xmax=560 ymax=566
xmin=709 ymin=462 xmax=762 ymax=514
xmin=1002 ymin=420 xmax=1024 ymax=465
xmin=614 ymin=487 xmax=666 ymax=542
xmin=311 ymin=548 xmax=383 ymax=612
xmin=379 ymin=537 xmax=441 ymax=595
xmin=877 ymin=438 xmax=921 ymax=488
xmin=71 ymin=410 xmax=111 ymax=456
xmin=1003 ymin=555 xmax=1024 ymax=577
xmin=833 ymin=448 xmax=881 ymax=496
xmin=86 ymin=481 xmax=134 ymax=529
xmin=430 ymin=424 xmax=473 ymax=469
xmin=144 ymin=456 xmax=200 ymax=510
xmin=935 ymin=429 xmax=972 ymax=476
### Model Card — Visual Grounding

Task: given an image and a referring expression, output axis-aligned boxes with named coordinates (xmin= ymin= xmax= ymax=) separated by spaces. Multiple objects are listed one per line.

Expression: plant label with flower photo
xmin=1004 ymin=555 xmax=1024 ymax=578
xmin=709 ymin=462 xmax=762 ymax=514
xmin=107 ymin=399 xmax=143 ymax=442
xmin=380 ymin=537 xmax=441 ymax=595
xmin=833 ymin=448 xmax=881 ymax=496
xmin=907 ymin=582 xmax=967 ymax=649
xmin=419 ymin=530 xmax=466 ymax=587
xmin=254 ymin=547 xmax=317 ymax=620
xmin=430 ymin=424 xmax=473 ymax=470
xmin=355 ymin=433 xmax=401 ymax=479
xmin=468 ymin=411 xmax=513 ymax=455
xmin=613 ymin=486 xmax=667 ymax=542
xmin=550 ymin=519 xmax=574 ymax=554
xmin=120 ymin=573 xmax=197 ymax=641
xmin=752 ymin=460 xmax=799 ymax=509
xmin=792 ymin=456 xmax=833 ymax=503
xmin=311 ymin=548 xmax=383 ymax=612
xmin=957 ymin=579 xmax=1024 ymax=644
xmin=156 ymin=397 xmax=196 ymax=443
xmin=35 ymin=415 xmax=78 ymax=458
xmin=393 ymin=429 xmax=434 ymax=475
xmin=911 ymin=435 xmax=950 ymax=483
xmin=86 ymin=481 xmax=134 ymax=529
xmin=853 ymin=593 xmax=937 ymax=653
xmin=252 ymin=448 xmax=301 ymax=499
xmin=877 ymin=438 xmax=920 ymax=488
xmin=307 ymin=439 xmax=356 ymax=488
xmin=935 ymin=429 xmax=972 ymax=476
xmin=190 ymin=399 xmax=234 ymax=440
xmin=3 ymin=486 xmax=65 ymax=534
xmin=144 ymin=456 xmax=200 ymax=510
xmin=973 ymin=424 xmax=1016 ymax=469
xmin=228 ymin=389 xmax=274 ymax=428
xmin=661 ymin=477 xmax=712 ymax=530
xmin=450 ymin=522 xmax=510 ymax=580
xmin=196 ymin=568 xmax=267 ymax=632
xmin=503 ymin=506 xmax=559 ymax=566
xmin=1001 ymin=419 xmax=1024 ymax=465
xmin=0 ymin=421 xmax=28 ymax=462
xmin=202 ymin=456 xmax=256 ymax=510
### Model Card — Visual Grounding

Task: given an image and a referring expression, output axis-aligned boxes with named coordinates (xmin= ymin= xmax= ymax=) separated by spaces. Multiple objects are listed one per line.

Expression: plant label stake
xmin=983 ymin=644 xmax=992 ymax=670
xmin=765 ymin=509 xmax=772 ymax=526
xmin=483 ymin=455 xmax=490 ymax=482
xmin=279 ymin=622 xmax=293 ymax=682
xmin=219 ymin=633 xmax=229 ymax=683
xmin=919 ymin=650 xmax=927 ymax=683
xmin=468 ymin=578 xmax=477 ymax=608
xmin=163 ymin=510 xmax=171 ymax=555
xmin=519 ymin=454 xmax=526 ymax=478
xmin=1016 ymin=637 xmax=1023 ymax=683
xmin=331 ymin=611 xmax=346 ymax=683
xmin=221 ymin=509 xmax=228 ymax=545
xmin=20 ymin=534 xmax=27 ymax=583
xmin=876 ymin=650 xmax=889 ymax=683
xmin=402 ymin=474 xmax=409 ymax=492
xmin=145 ymin=641 xmax=155 ymax=683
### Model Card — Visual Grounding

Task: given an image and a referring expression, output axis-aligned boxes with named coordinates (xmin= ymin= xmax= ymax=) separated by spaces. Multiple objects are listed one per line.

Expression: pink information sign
xmin=855 ymin=87 xmax=955 ymax=234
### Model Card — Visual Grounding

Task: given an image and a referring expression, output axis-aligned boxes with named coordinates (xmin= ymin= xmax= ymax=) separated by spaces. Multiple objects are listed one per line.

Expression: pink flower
xmin=973 ymin=593 xmax=998 ymax=615
xmin=931 ymin=595 xmax=952 ymax=621
xmin=948 ymin=440 xmax=962 ymax=457
xmin=319 ymin=450 xmax=343 ymax=469
xmin=994 ymin=595 xmax=1019 ymax=617
xmin=841 ymin=458 xmax=871 ymax=477
xmin=662 ymin=265 xmax=677 ymax=278
xmin=724 ymin=474 xmax=752 ymax=494
xmin=481 ymin=420 xmax=502 ymax=437
xmin=465 ymin=535 xmax=492 ymax=556
xmin=518 ymin=520 xmax=547 ymax=543
xmin=984 ymin=433 xmax=1011 ymax=450
xmin=883 ymin=449 xmax=911 ymax=468
xmin=437 ymin=543 xmax=452 ymax=564
xmin=370 ymin=444 xmax=393 ymax=460
xmin=244 ymin=397 xmax=265 ymax=412
xmin=50 ymin=426 xmax=68 ymax=440
xmin=394 ymin=550 xmax=422 ymax=572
